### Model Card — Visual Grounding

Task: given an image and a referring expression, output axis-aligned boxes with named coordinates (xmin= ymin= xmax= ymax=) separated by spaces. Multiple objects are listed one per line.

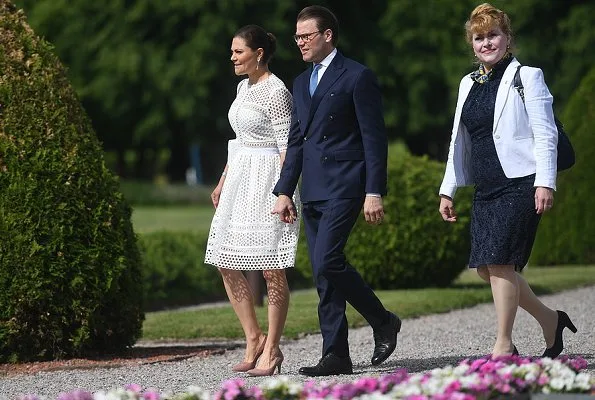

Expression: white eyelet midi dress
xmin=205 ymin=74 xmax=300 ymax=270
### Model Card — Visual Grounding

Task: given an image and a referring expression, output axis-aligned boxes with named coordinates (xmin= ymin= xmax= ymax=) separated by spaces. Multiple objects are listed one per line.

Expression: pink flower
xmin=354 ymin=377 xmax=378 ymax=391
xmin=569 ymin=357 xmax=588 ymax=371
xmin=143 ymin=390 xmax=161 ymax=400
xmin=57 ymin=390 xmax=93 ymax=400
xmin=444 ymin=380 xmax=462 ymax=393
xmin=246 ymin=385 xmax=263 ymax=399
xmin=479 ymin=362 xmax=499 ymax=374
xmin=537 ymin=373 xmax=550 ymax=386
xmin=125 ymin=384 xmax=143 ymax=393
xmin=214 ymin=378 xmax=248 ymax=400
xmin=469 ymin=358 xmax=488 ymax=371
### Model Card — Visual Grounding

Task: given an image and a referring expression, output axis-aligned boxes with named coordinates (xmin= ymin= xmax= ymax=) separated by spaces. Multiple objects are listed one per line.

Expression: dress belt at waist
xmin=237 ymin=145 xmax=280 ymax=155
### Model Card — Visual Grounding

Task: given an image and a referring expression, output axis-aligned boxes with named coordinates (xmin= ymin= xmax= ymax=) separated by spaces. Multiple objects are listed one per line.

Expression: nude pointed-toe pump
xmin=232 ymin=335 xmax=267 ymax=372
xmin=246 ymin=350 xmax=284 ymax=377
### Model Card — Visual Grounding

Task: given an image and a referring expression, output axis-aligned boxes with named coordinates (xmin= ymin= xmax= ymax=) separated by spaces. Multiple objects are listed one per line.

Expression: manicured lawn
xmin=131 ymin=205 xmax=214 ymax=234
xmin=141 ymin=265 xmax=595 ymax=341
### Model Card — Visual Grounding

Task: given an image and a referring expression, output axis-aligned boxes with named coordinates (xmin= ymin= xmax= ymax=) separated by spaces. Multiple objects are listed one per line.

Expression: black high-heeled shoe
xmin=542 ymin=310 xmax=577 ymax=358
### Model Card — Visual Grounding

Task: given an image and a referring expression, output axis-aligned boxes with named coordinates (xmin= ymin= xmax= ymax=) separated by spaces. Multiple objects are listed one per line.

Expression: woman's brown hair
xmin=465 ymin=3 xmax=514 ymax=51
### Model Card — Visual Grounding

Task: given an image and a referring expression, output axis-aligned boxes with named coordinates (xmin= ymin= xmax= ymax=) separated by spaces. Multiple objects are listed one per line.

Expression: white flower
xmin=496 ymin=365 xmax=515 ymax=377
xmin=430 ymin=365 xmax=454 ymax=377
xmin=459 ymin=374 xmax=482 ymax=387
xmin=453 ymin=364 xmax=470 ymax=376
xmin=392 ymin=381 xmax=423 ymax=397
xmin=93 ymin=392 xmax=108 ymax=400
xmin=185 ymin=385 xmax=211 ymax=400
xmin=354 ymin=392 xmax=393 ymax=400
xmin=98 ymin=388 xmax=139 ymax=400
xmin=549 ymin=377 xmax=566 ymax=391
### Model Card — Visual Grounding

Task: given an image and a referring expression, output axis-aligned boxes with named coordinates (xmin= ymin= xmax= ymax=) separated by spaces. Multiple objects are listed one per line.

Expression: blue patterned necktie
xmin=309 ymin=64 xmax=321 ymax=96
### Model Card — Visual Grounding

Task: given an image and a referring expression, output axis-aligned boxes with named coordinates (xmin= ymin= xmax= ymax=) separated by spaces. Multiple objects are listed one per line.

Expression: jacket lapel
xmin=453 ymin=75 xmax=474 ymax=133
xmin=304 ymin=52 xmax=346 ymax=133
xmin=296 ymin=72 xmax=311 ymax=133
xmin=493 ymin=58 xmax=520 ymax=132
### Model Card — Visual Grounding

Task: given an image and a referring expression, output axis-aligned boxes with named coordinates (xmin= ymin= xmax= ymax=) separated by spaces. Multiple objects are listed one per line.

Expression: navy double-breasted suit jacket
xmin=274 ymin=51 xmax=387 ymax=202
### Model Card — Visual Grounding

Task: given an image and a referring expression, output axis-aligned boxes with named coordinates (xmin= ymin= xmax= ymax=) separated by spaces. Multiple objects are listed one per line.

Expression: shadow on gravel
xmin=351 ymin=356 xmax=468 ymax=375
xmin=100 ymin=344 xmax=231 ymax=361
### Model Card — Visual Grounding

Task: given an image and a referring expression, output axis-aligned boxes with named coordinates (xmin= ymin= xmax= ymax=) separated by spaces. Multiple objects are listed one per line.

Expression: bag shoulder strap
xmin=513 ymin=65 xmax=525 ymax=103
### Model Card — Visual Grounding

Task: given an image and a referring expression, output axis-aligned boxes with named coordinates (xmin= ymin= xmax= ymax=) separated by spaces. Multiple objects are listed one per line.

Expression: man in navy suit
xmin=272 ymin=5 xmax=401 ymax=377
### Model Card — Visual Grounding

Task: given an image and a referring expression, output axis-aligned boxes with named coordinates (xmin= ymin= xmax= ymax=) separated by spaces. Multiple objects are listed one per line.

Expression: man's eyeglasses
xmin=293 ymin=31 xmax=321 ymax=43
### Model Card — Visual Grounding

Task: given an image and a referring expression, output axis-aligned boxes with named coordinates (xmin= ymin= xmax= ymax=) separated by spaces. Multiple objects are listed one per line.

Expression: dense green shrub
xmin=0 ymin=1 xmax=143 ymax=361
xmin=295 ymin=142 xmax=473 ymax=288
xmin=138 ymin=230 xmax=310 ymax=311
xmin=139 ymin=231 xmax=225 ymax=311
xmin=531 ymin=66 xmax=595 ymax=265
xmin=120 ymin=180 xmax=213 ymax=206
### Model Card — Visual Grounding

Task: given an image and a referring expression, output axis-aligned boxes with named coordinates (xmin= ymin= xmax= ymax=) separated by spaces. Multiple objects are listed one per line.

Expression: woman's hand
xmin=535 ymin=186 xmax=554 ymax=214
xmin=211 ymin=184 xmax=223 ymax=208
xmin=439 ymin=195 xmax=457 ymax=222
xmin=271 ymin=195 xmax=297 ymax=224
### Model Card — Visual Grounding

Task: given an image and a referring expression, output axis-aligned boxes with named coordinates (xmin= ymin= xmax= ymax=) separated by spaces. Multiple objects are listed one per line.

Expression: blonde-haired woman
xmin=438 ymin=3 xmax=576 ymax=358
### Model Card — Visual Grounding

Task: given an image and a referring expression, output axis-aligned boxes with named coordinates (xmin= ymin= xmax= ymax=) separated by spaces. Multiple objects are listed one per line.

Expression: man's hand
xmin=271 ymin=194 xmax=297 ymax=224
xmin=439 ymin=195 xmax=457 ymax=222
xmin=535 ymin=187 xmax=554 ymax=214
xmin=364 ymin=196 xmax=384 ymax=225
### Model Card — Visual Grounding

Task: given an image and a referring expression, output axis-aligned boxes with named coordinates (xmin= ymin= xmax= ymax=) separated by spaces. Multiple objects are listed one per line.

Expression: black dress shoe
xmin=371 ymin=312 xmax=401 ymax=366
xmin=298 ymin=353 xmax=353 ymax=377
xmin=542 ymin=310 xmax=577 ymax=358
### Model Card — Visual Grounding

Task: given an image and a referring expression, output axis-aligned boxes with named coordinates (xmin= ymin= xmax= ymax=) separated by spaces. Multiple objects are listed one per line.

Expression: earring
xmin=256 ymin=57 xmax=261 ymax=70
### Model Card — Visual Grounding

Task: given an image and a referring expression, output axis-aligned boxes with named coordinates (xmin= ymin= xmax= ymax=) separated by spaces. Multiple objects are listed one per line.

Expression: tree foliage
xmin=13 ymin=0 xmax=594 ymax=182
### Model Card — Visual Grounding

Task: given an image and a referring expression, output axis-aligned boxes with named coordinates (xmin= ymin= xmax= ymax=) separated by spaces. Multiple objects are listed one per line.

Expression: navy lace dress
xmin=461 ymin=58 xmax=541 ymax=270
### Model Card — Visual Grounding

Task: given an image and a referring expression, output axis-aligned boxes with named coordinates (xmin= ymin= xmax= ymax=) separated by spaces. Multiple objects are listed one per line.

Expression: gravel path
xmin=1 ymin=286 xmax=593 ymax=399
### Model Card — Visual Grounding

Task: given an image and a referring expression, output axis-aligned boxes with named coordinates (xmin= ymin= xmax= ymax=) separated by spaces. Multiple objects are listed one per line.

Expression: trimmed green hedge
xmin=531 ymin=66 xmax=595 ymax=265
xmin=120 ymin=180 xmax=213 ymax=206
xmin=138 ymin=230 xmax=311 ymax=311
xmin=139 ymin=231 xmax=225 ymax=311
xmin=0 ymin=1 xmax=143 ymax=362
xmin=295 ymin=142 xmax=473 ymax=288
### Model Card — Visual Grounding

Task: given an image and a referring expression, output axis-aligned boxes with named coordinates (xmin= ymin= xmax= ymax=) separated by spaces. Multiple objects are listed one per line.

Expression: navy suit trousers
xmin=302 ymin=197 xmax=388 ymax=357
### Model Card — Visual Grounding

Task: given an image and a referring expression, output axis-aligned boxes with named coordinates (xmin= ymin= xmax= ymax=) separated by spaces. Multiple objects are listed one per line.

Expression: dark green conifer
xmin=0 ymin=0 xmax=143 ymax=361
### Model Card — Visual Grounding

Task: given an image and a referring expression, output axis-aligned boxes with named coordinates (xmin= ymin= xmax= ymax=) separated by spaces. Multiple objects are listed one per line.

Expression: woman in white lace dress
xmin=205 ymin=25 xmax=300 ymax=376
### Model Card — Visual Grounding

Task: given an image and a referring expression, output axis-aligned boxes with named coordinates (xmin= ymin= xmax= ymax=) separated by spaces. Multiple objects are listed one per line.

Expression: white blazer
xmin=439 ymin=58 xmax=558 ymax=199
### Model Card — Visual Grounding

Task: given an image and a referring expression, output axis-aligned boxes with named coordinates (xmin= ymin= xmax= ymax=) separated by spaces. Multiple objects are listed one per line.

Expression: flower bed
xmin=18 ymin=356 xmax=595 ymax=400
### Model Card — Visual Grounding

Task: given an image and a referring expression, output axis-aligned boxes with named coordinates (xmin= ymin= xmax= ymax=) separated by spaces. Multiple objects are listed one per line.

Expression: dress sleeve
xmin=268 ymin=86 xmax=293 ymax=152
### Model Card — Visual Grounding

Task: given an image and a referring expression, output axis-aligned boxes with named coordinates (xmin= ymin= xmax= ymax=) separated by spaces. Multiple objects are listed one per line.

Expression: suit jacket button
xmin=323 ymin=135 xmax=327 ymax=140
xmin=304 ymin=136 xmax=308 ymax=141
xmin=330 ymin=92 xmax=335 ymax=97
xmin=329 ymin=115 xmax=334 ymax=120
